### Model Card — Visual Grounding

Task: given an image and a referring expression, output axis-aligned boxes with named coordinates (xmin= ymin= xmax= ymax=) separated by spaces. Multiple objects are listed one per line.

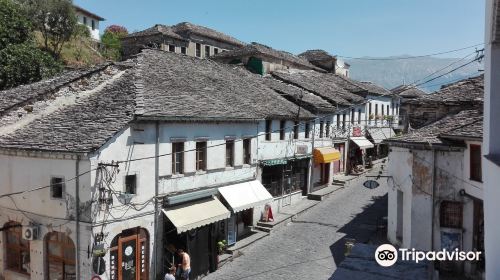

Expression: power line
xmin=338 ymin=43 xmax=484 ymax=61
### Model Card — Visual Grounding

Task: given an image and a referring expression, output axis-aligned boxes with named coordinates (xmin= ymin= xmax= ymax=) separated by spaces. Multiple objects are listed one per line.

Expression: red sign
xmin=352 ymin=127 xmax=362 ymax=137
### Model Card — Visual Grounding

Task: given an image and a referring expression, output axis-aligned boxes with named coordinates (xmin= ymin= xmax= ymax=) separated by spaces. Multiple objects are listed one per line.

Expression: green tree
xmin=22 ymin=0 xmax=78 ymax=58
xmin=101 ymin=25 xmax=128 ymax=61
xmin=0 ymin=43 xmax=61 ymax=89
xmin=0 ymin=0 xmax=61 ymax=90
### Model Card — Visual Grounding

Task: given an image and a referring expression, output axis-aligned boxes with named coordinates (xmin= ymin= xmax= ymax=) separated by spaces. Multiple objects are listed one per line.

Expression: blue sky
xmin=74 ymin=0 xmax=485 ymax=58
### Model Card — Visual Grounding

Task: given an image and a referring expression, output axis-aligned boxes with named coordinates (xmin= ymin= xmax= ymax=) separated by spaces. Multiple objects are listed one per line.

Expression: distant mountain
xmin=346 ymin=56 xmax=483 ymax=92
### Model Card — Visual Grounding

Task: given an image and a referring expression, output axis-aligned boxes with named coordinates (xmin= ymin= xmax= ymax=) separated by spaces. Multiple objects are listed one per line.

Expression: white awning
xmin=351 ymin=137 xmax=375 ymax=149
xmin=162 ymin=197 xmax=230 ymax=234
xmin=218 ymin=180 xmax=273 ymax=213
xmin=368 ymin=127 xmax=396 ymax=144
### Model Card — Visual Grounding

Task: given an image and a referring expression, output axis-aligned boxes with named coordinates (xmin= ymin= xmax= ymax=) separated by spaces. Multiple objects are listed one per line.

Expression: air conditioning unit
xmin=22 ymin=225 xmax=39 ymax=241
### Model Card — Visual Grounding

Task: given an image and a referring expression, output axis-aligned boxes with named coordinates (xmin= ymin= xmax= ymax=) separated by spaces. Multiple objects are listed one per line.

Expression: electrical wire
xmin=338 ymin=43 xmax=484 ymax=60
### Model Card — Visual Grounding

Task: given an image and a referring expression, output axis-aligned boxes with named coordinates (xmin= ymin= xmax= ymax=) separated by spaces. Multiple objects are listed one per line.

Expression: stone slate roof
xmin=385 ymin=109 xmax=482 ymax=146
xmin=406 ymin=75 xmax=484 ymax=105
xmin=260 ymin=76 xmax=337 ymax=113
xmin=135 ymin=49 xmax=314 ymax=120
xmin=0 ymin=64 xmax=110 ymax=115
xmin=171 ymin=22 xmax=245 ymax=47
xmin=298 ymin=50 xmax=335 ymax=62
xmin=391 ymin=85 xmax=426 ymax=98
xmin=126 ymin=24 xmax=186 ymax=40
xmin=440 ymin=118 xmax=483 ymax=140
xmin=0 ymin=71 xmax=136 ymax=152
xmin=323 ymin=74 xmax=391 ymax=97
xmin=212 ymin=42 xmax=320 ymax=70
xmin=271 ymin=71 xmax=364 ymax=106
xmin=0 ymin=49 xmax=316 ymax=152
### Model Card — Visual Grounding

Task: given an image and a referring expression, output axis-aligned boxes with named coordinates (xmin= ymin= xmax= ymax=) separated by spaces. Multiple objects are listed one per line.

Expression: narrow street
xmin=204 ymin=171 xmax=389 ymax=280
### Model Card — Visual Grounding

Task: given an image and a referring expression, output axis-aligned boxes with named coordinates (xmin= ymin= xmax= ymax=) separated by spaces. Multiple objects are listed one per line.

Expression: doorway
xmin=109 ymin=228 xmax=149 ymax=280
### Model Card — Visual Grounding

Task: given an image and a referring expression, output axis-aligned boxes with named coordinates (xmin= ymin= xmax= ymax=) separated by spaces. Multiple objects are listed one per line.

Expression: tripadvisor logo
xmin=375 ymin=244 xmax=398 ymax=267
xmin=374 ymin=244 xmax=482 ymax=267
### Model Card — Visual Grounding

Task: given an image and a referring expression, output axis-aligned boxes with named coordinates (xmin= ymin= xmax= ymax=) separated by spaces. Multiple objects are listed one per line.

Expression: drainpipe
xmin=75 ymin=155 xmax=81 ymax=280
xmin=153 ymin=121 xmax=160 ymax=279
xmin=308 ymin=120 xmax=316 ymax=194
xmin=431 ymin=150 xmax=437 ymax=252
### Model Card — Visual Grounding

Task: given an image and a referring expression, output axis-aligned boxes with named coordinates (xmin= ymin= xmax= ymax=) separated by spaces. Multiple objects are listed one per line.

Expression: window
xmin=214 ymin=48 xmax=219 ymax=55
xmin=293 ymin=121 xmax=299 ymax=139
xmin=172 ymin=142 xmax=184 ymax=174
xmin=319 ymin=121 xmax=324 ymax=138
xmin=368 ymin=103 xmax=372 ymax=117
xmin=342 ymin=114 xmax=346 ymax=130
xmin=196 ymin=142 xmax=207 ymax=171
xmin=375 ymin=104 xmax=378 ymax=123
xmin=265 ymin=120 xmax=272 ymax=141
xmin=351 ymin=109 xmax=355 ymax=124
xmin=280 ymin=120 xmax=286 ymax=140
xmin=440 ymin=201 xmax=463 ymax=228
xmin=196 ymin=43 xmax=201 ymax=57
xmin=83 ymin=16 xmax=87 ymax=25
xmin=305 ymin=122 xmax=310 ymax=139
xmin=50 ymin=177 xmax=65 ymax=199
xmin=205 ymin=45 xmax=210 ymax=57
xmin=243 ymin=138 xmax=251 ymax=164
xmin=4 ymin=222 xmax=29 ymax=274
xmin=124 ymin=175 xmax=137 ymax=194
xmin=358 ymin=109 xmax=361 ymax=124
xmin=470 ymin=144 xmax=482 ymax=182
xmin=168 ymin=45 xmax=175 ymax=52
xmin=336 ymin=114 xmax=340 ymax=128
xmin=381 ymin=104 xmax=384 ymax=117
xmin=325 ymin=121 xmax=330 ymax=138
xmin=226 ymin=140 xmax=234 ymax=167
xmin=91 ymin=20 xmax=95 ymax=30
xmin=46 ymin=232 xmax=76 ymax=280
xmin=180 ymin=46 xmax=187 ymax=54
xmin=387 ymin=105 xmax=390 ymax=116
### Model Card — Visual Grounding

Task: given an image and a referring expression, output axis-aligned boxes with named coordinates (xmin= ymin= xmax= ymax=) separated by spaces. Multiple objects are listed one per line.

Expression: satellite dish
xmin=363 ymin=180 xmax=380 ymax=189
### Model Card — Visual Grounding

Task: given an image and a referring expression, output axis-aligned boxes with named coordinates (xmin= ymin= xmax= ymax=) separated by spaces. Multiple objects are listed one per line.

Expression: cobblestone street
xmin=204 ymin=171 xmax=389 ymax=280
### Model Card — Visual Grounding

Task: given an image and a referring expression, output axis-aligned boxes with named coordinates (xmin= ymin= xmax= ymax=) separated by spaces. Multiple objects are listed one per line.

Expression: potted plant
xmin=369 ymin=114 xmax=374 ymax=120
xmin=217 ymin=240 xmax=228 ymax=255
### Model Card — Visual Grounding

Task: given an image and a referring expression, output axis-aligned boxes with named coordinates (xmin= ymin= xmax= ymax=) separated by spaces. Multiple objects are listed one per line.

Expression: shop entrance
xmin=109 ymin=228 xmax=149 ymax=280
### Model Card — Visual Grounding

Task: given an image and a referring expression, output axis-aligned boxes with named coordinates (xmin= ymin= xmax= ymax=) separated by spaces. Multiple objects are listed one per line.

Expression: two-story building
xmin=0 ymin=49 xmax=317 ymax=280
xmin=385 ymin=78 xmax=484 ymax=279
xmin=122 ymin=22 xmax=245 ymax=60
xmin=74 ymin=4 xmax=105 ymax=41
xmin=298 ymin=49 xmax=351 ymax=77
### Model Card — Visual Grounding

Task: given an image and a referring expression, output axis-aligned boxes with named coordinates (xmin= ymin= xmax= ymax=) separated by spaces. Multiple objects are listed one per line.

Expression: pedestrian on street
xmin=164 ymin=266 xmax=176 ymax=280
xmin=177 ymin=248 xmax=191 ymax=280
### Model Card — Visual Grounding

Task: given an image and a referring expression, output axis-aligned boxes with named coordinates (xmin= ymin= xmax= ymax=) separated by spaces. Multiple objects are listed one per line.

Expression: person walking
xmin=177 ymin=248 xmax=191 ymax=280
xmin=164 ymin=266 xmax=176 ymax=280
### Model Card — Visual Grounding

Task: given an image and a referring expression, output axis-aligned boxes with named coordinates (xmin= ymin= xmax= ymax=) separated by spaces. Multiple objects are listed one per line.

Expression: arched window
xmin=45 ymin=232 xmax=76 ymax=280
xmin=4 ymin=221 xmax=30 ymax=274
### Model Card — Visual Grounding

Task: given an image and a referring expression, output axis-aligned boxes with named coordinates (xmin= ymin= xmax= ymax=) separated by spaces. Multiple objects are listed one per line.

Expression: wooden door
xmin=119 ymin=235 xmax=138 ymax=280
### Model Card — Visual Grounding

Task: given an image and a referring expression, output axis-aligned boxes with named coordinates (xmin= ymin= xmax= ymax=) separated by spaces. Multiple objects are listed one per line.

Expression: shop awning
xmin=367 ymin=127 xmax=396 ymax=144
xmin=351 ymin=137 xmax=374 ymax=149
xmin=313 ymin=147 xmax=341 ymax=163
xmin=162 ymin=197 xmax=230 ymax=234
xmin=218 ymin=180 xmax=273 ymax=213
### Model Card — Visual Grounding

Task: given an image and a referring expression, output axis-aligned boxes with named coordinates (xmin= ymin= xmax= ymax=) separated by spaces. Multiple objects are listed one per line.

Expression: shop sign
xmin=353 ymin=127 xmax=362 ymax=137
xmin=296 ymin=145 xmax=308 ymax=154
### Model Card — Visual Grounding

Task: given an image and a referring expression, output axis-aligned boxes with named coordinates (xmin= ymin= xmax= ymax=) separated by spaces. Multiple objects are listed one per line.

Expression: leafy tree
xmin=0 ymin=43 xmax=62 ymax=89
xmin=0 ymin=0 xmax=31 ymax=49
xmin=0 ymin=0 xmax=61 ymax=90
xmin=22 ymin=0 xmax=78 ymax=58
xmin=101 ymin=25 xmax=128 ymax=61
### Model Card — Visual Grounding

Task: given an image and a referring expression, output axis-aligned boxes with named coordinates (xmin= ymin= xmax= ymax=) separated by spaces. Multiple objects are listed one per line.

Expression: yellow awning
xmin=313 ymin=147 xmax=341 ymax=163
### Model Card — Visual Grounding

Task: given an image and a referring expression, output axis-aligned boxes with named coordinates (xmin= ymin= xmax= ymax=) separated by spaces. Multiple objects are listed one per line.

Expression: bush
xmin=0 ymin=43 xmax=62 ymax=89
